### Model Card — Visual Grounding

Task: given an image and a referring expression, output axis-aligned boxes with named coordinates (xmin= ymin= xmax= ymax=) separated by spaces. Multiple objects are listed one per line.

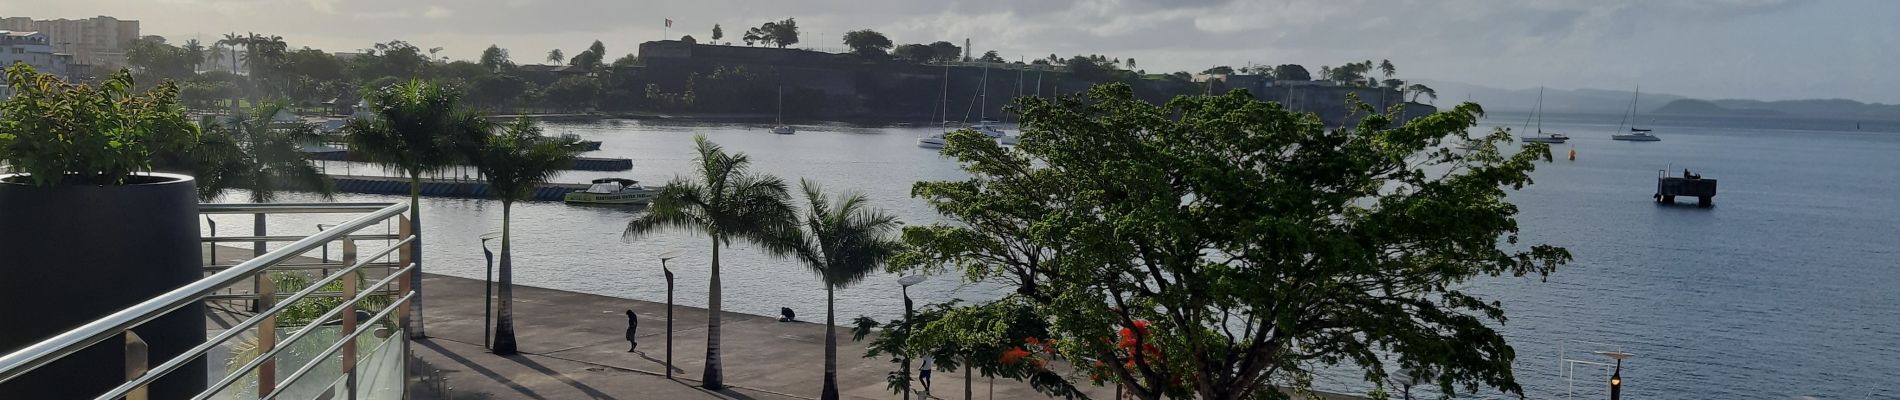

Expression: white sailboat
xmin=1612 ymin=86 xmax=1660 ymax=142
xmin=970 ymin=63 xmax=1018 ymax=145
xmin=1520 ymin=87 xmax=1569 ymax=144
xmin=919 ymin=64 xmax=951 ymax=149
xmin=771 ymin=86 xmax=795 ymax=135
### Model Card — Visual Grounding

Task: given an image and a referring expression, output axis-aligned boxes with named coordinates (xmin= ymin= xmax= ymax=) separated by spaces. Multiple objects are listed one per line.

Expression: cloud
xmin=423 ymin=6 xmax=454 ymax=19
xmin=309 ymin=0 xmax=340 ymax=14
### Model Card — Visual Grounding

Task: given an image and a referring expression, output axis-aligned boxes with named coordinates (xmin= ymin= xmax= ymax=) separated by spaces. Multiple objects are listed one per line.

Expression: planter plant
xmin=0 ymin=64 xmax=208 ymax=398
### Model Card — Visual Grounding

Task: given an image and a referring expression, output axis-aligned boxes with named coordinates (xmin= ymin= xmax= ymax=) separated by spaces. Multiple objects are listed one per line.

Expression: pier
xmin=304 ymin=148 xmax=630 ymax=171
xmin=1656 ymin=170 xmax=1718 ymax=207
xmin=328 ymin=175 xmax=590 ymax=201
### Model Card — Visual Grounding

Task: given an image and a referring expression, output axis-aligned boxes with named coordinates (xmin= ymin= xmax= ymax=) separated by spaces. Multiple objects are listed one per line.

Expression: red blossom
xmin=999 ymin=346 xmax=1031 ymax=365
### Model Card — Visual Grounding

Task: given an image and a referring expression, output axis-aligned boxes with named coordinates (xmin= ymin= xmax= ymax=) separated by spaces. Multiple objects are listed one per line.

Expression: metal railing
xmin=0 ymin=202 xmax=419 ymax=400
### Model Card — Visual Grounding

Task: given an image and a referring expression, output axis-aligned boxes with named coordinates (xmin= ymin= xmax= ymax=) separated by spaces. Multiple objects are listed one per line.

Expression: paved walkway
xmin=411 ymin=273 xmax=1112 ymax=400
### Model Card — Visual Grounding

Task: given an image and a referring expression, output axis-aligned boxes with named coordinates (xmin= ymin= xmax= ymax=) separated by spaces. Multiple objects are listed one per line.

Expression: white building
xmin=0 ymin=16 xmax=138 ymax=69
xmin=0 ymin=30 xmax=72 ymax=79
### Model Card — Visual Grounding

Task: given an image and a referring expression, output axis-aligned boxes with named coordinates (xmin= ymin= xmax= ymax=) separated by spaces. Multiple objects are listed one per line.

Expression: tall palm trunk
xmin=821 ymin=286 xmax=839 ymax=400
xmin=409 ymin=174 xmax=426 ymax=338
xmin=492 ymin=202 xmax=517 ymax=354
xmin=229 ymin=49 xmax=241 ymax=113
xmin=704 ymin=236 xmax=724 ymax=389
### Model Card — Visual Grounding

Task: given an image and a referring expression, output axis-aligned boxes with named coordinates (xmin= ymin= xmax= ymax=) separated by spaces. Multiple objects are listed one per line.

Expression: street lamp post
xmin=657 ymin=250 xmax=685 ymax=380
xmin=1597 ymin=351 xmax=1631 ymax=400
xmin=480 ymin=231 xmax=501 ymax=350
xmin=898 ymin=275 xmax=928 ymax=400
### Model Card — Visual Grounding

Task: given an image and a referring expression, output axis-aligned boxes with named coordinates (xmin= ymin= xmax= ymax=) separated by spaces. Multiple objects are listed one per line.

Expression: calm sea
xmin=212 ymin=111 xmax=1900 ymax=399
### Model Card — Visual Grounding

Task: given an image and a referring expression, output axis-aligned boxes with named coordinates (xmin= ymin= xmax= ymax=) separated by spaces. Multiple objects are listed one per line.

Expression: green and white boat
xmin=564 ymin=178 xmax=657 ymax=205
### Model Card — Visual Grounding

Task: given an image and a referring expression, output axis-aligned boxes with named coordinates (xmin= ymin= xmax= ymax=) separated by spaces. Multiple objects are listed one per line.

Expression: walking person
xmin=918 ymin=354 xmax=934 ymax=394
xmin=625 ymin=309 xmax=640 ymax=352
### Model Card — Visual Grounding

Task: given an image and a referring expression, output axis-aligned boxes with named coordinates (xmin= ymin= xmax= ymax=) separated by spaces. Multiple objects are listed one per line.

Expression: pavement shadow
xmin=696 ymin=387 xmax=764 ymax=400
xmin=505 ymin=355 xmax=617 ymax=399
xmin=414 ymin=340 xmax=550 ymax=400
xmin=633 ymin=350 xmax=686 ymax=374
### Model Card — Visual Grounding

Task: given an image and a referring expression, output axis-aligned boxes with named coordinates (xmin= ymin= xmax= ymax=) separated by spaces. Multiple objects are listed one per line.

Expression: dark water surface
xmin=212 ymin=113 xmax=1900 ymax=398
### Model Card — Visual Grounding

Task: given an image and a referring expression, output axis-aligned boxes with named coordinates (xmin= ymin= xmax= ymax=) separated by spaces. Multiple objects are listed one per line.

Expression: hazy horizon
xmin=6 ymin=0 xmax=1897 ymax=104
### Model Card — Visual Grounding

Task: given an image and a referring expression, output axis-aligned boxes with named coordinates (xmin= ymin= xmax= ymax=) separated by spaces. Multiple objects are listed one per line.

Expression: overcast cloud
xmin=6 ymin=0 xmax=1896 ymax=103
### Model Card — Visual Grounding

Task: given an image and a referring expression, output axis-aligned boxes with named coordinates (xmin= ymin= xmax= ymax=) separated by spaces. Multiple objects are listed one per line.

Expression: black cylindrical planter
xmin=0 ymin=173 xmax=207 ymax=399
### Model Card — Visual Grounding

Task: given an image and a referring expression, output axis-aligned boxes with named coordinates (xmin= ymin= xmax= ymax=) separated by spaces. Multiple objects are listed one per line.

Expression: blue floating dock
xmin=304 ymin=148 xmax=630 ymax=171
xmin=326 ymin=175 xmax=591 ymax=201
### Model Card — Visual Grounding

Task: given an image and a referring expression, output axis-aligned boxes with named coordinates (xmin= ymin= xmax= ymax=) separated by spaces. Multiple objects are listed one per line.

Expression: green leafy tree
xmin=475 ymin=117 xmax=581 ymax=355
xmin=853 ymin=298 xmax=1089 ymax=400
xmin=681 ymin=35 xmax=698 ymax=44
xmin=1201 ymin=65 xmax=1234 ymax=75
xmin=1406 ymin=83 xmax=1439 ymax=103
xmin=611 ymin=54 xmax=641 ymax=68
xmin=624 ymin=136 xmax=799 ymax=390
xmin=928 ymin=41 xmax=963 ymax=63
xmin=842 ymin=29 xmax=894 ymax=57
xmin=785 ymin=180 xmax=904 ymax=400
xmin=712 ymin=24 xmax=725 ymax=42
xmin=1380 ymin=59 xmax=1397 ymax=78
xmin=892 ymin=44 xmax=931 ymax=62
xmin=480 ymin=45 xmax=513 ymax=72
xmin=978 ymin=50 xmax=1006 ymax=63
xmin=893 ymin=83 xmax=1570 ymax=399
xmin=743 ymin=18 xmax=801 ymax=48
xmin=1273 ymin=64 xmax=1312 ymax=81
xmin=344 ymin=80 xmax=493 ymax=338
xmin=546 ymin=49 xmax=564 ymax=65
xmin=544 ymin=76 xmax=602 ymax=111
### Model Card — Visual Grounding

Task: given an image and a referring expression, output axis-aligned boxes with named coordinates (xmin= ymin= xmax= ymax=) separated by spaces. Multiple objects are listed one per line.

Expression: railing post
xmin=397 ymin=215 xmax=420 ymax=339
xmin=341 ymin=239 xmax=359 ymax=400
xmin=258 ymin=271 xmax=278 ymax=398
xmin=124 ymin=331 xmax=148 ymax=400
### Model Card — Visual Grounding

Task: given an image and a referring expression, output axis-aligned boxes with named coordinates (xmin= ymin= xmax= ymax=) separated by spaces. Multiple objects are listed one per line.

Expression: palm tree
xmin=787 ymin=180 xmax=903 ymax=400
xmin=546 ymin=49 xmax=564 ymax=65
xmin=192 ymin=103 xmax=336 ymax=257
xmin=624 ymin=135 xmax=799 ymax=390
xmin=1379 ymin=59 xmax=1397 ymax=78
xmin=344 ymin=80 xmax=492 ymax=338
xmin=473 ymin=117 xmax=581 ymax=355
xmin=217 ymin=32 xmax=246 ymax=111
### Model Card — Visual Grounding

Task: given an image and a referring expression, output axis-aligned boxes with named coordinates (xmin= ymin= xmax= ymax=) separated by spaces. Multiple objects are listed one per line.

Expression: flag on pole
xmin=665 ymin=19 xmax=672 ymax=28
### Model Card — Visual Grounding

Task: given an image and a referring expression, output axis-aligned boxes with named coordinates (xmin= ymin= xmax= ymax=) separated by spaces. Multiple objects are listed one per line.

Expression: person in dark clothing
xmin=780 ymin=307 xmax=797 ymax=322
xmin=625 ymin=310 xmax=639 ymax=352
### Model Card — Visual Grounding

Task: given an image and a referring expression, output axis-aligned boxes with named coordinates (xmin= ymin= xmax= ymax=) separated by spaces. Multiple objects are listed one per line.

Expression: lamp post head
xmin=657 ymin=250 xmax=686 ymax=263
xmin=898 ymin=275 xmax=927 ymax=288
xmin=479 ymin=231 xmax=502 ymax=243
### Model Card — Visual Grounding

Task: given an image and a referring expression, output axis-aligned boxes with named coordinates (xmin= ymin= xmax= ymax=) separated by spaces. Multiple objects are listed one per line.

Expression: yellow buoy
xmin=1568 ymin=147 xmax=1577 ymax=160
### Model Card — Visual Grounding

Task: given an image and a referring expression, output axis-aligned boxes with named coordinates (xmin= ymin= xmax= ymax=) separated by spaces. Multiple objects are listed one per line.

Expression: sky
xmin=6 ymin=0 xmax=1897 ymax=103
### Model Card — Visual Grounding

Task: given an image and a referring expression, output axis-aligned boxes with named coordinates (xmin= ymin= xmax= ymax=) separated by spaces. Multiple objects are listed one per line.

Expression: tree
xmin=475 ymin=117 xmax=582 ymax=355
xmin=786 ymin=180 xmax=904 ymax=400
xmin=568 ymin=40 xmax=607 ymax=71
xmin=978 ymin=50 xmax=1006 ymax=63
xmin=344 ymin=80 xmax=493 ymax=338
xmin=1379 ymin=58 xmax=1397 ymax=78
xmin=1406 ymin=83 xmax=1439 ymax=103
xmin=624 ymin=136 xmax=799 ymax=390
xmin=681 ymin=35 xmax=698 ymax=44
xmin=892 ymin=43 xmax=932 ymax=62
xmin=182 ymin=39 xmax=207 ymax=73
xmin=712 ymin=24 xmax=725 ymax=42
xmin=480 ymin=45 xmax=513 ymax=72
xmin=893 ymin=83 xmax=1570 ymax=400
xmin=544 ymin=76 xmax=601 ymax=111
xmin=1127 ymin=58 xmax=1137 ymax=69
xmin=1273 ymin=64 xmax=1312 ymax=81
xmin=178 ymin=102 xmax=336 ymax=259
xmin=611 ymin=54 xmax=641 ymax=68
xmin=1201 ymin=65 xmax=1234 ymax=75
xmin=842 ymin=29 xmax=893 ymax=57
xmin=927 ymin=41 xmax=963 ymax=63
xmin=743 ymin=18 xmax=801 ymax=48
xmin=546 ymin=49 xmax=564 ymax=65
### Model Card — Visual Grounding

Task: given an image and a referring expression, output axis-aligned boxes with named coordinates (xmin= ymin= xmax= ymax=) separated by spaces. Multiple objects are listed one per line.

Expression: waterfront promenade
xmin=408 ymin=273 xmax=1113 ymax=400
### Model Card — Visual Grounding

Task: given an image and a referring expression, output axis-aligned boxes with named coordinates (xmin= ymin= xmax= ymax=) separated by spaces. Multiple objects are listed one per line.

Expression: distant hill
xmin=1419 ymin=80 xmax=1900 ymax=120
xmin=1653 ymin=99 xmax=1782 ymax=116
xmin=1411 ymin=80 xmax=1682 ymax=115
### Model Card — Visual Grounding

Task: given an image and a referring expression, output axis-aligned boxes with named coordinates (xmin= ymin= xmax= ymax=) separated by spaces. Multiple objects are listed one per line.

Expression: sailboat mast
xmin=939 ymin=64 xmax=950 ymax=125
xmin=980 ymin=63 xmax=990 ymax=121
xmin=1536 ymin=87 xmax=1544 ymax=134
xmin=776 ymin=86 xmax=783 ymax=124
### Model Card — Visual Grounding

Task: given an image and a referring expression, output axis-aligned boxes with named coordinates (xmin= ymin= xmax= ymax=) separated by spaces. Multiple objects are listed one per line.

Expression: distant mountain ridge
xmin=1416 ymin=80 xmax=1900 ymax=120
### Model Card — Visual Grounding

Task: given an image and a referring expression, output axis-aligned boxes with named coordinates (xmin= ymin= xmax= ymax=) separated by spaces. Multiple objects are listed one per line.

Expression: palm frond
xmin=795 ymin=179 xmax=904 ymax=289
xmin=625 ymin=177 xmax=715 ymax=239
xmin=476 ymin=117 xmax=578 ymax=203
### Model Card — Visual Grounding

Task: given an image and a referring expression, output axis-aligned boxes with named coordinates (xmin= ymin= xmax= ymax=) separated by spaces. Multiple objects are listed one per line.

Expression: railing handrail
xmin=0 ymin=202 xmax=410 ymax=385
xmin=199 ymin=202 xmax=403 ymax=214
